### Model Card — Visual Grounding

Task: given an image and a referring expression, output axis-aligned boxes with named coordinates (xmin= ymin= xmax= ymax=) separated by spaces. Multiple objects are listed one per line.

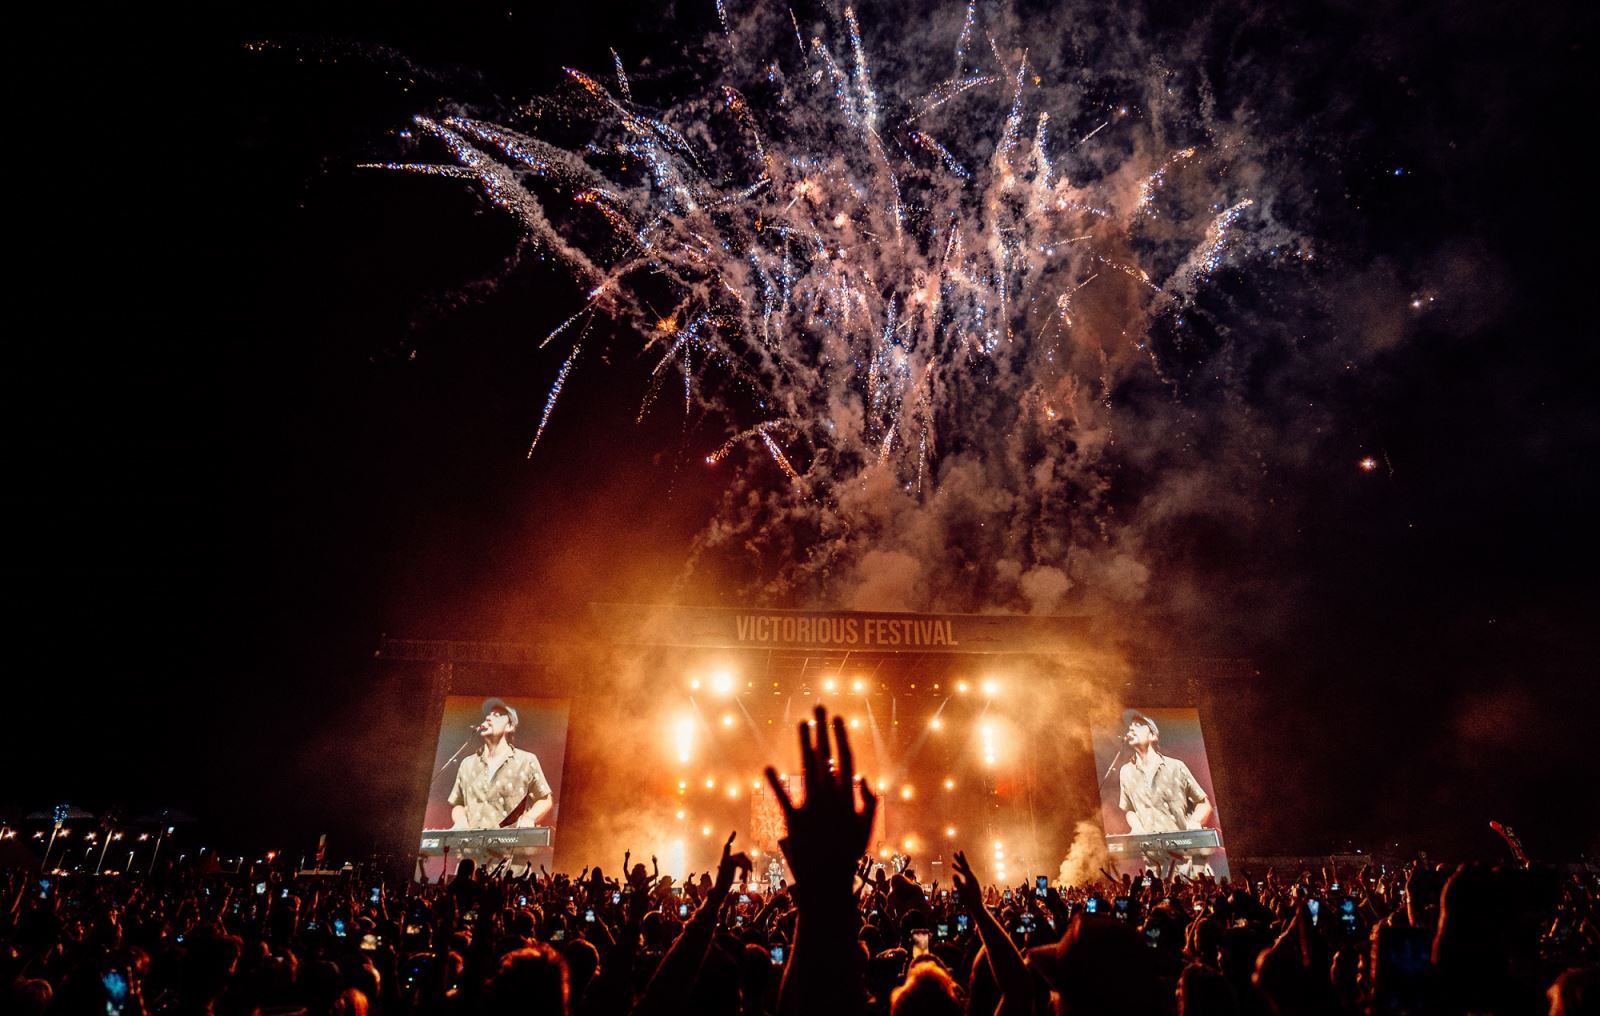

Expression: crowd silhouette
xmin=5 ymin=710 xmax=1596 ymax=1015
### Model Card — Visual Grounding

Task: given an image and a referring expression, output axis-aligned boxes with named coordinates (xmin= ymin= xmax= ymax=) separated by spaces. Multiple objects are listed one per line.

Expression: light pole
xmin=148 ymin=826 xmax=174 ymax=876
xmin=96 ymin=830 xmax=123 ymax=874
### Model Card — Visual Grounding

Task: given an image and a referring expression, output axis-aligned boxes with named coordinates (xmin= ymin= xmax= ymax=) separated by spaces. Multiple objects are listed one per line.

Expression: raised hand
xmin=712 ymin=832 xmax=752 ymax=896
xmin=764 ymin=706 xmax=878 ymax=899
xmin=950 ymin=850 xmax=985 ymax=913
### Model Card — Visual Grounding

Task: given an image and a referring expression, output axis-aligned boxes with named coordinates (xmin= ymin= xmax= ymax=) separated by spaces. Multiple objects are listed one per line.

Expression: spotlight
xmin=727 ymin=786 xmax=740 ymax=799
xmin=822 ymin=678 xmax=837 ymax=693
xmin=678 ymin=780 xmax=688 ymax=791
xmin=929 ymin=717 xmax=942 ymax=730
xmin=903 ymin=837 xmax=915 ymax=851
xmin=721 ymin=713 xmax=735 ymax=727
xmin=705 ymin=778 xmax=716 ymax=789
xmin=956 ymin=681 xmax=970 ymax=694
xmin=702 ymin=826 xmax=712 ymax=837
xmin=981 ymin=678 xmax=999 ymax=696
xmin=946 ymin=826 xmax=956 ymax=838
xmin=689 ymin=678 xmax=702 ymax=691
xmin=944 ymin=778 xmax=956 ymax=791
xmin=673 ymin=715 xmax=695 ymax=763
xmin=676 ymin=810 xmax=685 ymax=820
xmin=711 ymin=671 xmax=735 ymax=696
xmin=900 ymin=785 xmax=914 ymax=800
xmin=849 ymin=717 xmax=861 ymax=729
xmin=851 ymin=678 xmax=865 ymax=693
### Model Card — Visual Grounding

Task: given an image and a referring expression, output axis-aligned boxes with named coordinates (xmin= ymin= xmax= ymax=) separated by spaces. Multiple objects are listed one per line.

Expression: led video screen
xmin=417 ymin=695 xmax=570 ymax=880
xmin=1091 ymin=707 xmax=1228 ymax=880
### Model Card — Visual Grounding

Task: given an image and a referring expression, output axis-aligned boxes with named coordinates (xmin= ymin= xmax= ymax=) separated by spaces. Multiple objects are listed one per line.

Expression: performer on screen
xmin=449 ymin=698 xmax=554 ymax=830
xmin=1117 ymin=711 xmax=1213 ymax=835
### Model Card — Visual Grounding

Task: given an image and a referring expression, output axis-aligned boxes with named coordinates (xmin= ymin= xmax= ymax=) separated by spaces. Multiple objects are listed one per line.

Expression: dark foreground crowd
xmin=5 ymin=711 xmax=1597 ymax=1016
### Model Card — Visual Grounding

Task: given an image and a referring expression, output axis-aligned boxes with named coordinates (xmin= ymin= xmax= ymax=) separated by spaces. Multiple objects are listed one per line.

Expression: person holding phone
xmin=449 ymin=699 xmax=554 ymax=830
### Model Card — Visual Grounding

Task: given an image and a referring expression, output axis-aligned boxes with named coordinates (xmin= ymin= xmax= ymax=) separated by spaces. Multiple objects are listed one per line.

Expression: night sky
xmin=4 ymin=0 xmax=1595 ymax=865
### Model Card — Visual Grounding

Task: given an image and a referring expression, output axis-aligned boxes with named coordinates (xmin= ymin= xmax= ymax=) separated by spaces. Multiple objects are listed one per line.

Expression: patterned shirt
xmin=1118 ymin=752 xmax=1208 ymax=834
xmin=448 ymin=746 xmax=552 ymax=829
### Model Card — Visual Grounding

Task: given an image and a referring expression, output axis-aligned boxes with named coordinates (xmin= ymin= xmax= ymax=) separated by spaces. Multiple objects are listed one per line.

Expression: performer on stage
xmin=449 ymin=699 xmax=554 ymax=830
xmin=1117 ymin=711 xmax=1212 ymax=835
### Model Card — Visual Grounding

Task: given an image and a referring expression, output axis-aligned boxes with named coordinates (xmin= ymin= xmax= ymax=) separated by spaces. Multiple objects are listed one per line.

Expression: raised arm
xmin=951 ymin=849 xmax=1031 ymax=1014
xmin=630 ymin=832 xmax=749 ymax=1016
xmin=765 ymin=707 xmax=876 ymax=1016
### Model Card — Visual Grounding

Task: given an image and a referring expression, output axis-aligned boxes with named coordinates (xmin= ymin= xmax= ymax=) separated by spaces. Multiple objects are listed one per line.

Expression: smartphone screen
xmin=1035 ymin=875 xmax=1048 ymax=897
xmin=1003 ymin=889 xmax=1013 ymax=901
xmin=585 ymin=908 xmax=596 ymax=923
xmin=255 ymin=882 xmax=267 ymax=895
xmin=1141 ymin=875 xmax=1153 ymax=888
xmin=957 ymin=914 xmax=970 ymax=932
xmin=611 ymin=891 xmax=621 ymax=904
xmin=370 ymin=887 xmax=381 ymax=904
xmin=936 ymin=922 xmax=949 ymax=938
xmin=769 ymin=945 xmax=785 ymax=965
xmin=334 ymin=918 xmax=347 ymax=937
xmin=1085 ymin=898 xmax=1099 ymax=914
xmin=102 ymin=970 xmax=129 ymax=1007
xmin=910 ymin=930 xmax=931 ymax=957
xmin=677 ymin=903 xmax=689 ymax=918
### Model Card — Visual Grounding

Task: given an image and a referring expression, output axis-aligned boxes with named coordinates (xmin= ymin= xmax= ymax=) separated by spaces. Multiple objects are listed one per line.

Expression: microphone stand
xmin=437 ymin=735 xmax=478 ymax=779
xmin=1100 ymin=748 xmax=1124 ymax=787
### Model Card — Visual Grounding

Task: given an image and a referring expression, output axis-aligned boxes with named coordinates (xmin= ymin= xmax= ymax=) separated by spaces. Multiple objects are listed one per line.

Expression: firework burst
xmin=369 ymin=0 xmax=1304 ymax=609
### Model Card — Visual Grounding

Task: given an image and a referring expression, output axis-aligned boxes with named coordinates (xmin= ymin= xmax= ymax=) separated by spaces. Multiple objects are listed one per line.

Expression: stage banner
xmin=590 ymin=603 xmax=1093 ymax=654
xmin=417 ymin=695 xmax=571 ymax=881
xmin=1091 ymin=707 xmax=1228 ymax=880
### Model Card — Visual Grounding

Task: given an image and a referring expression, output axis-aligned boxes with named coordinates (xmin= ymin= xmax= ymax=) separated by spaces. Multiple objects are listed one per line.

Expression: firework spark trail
xmin=707 ymin=420 xmax=792 ymax=464
xmin=528 ymin=343 xmax=581 ymax=458
xmin=380 ymin=0 xmax=1296 ymax=606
